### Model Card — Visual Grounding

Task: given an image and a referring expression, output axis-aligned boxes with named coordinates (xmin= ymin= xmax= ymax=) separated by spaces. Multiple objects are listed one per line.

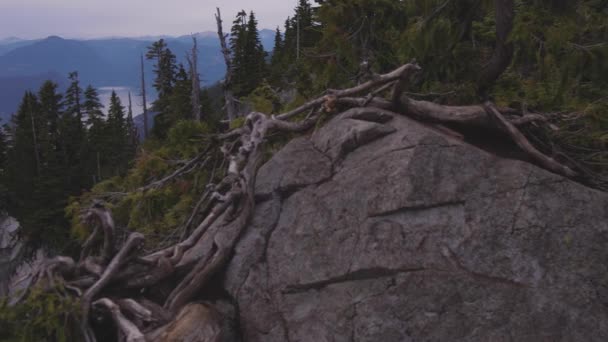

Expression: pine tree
xmin=5 ymin=92 xmax=69 ymax=249
xmin=269 ymin=27 xmax=285 ymax=86
xmin=230 ymin=10 xmax=267 ymax=96
xmin=59 ymin=72 xmax=88 ymax=192
xmin=244 ymin=11 xmax=267 ymax=89
xmin=146 ymin=39 xmax=177 ymax=108
xmin=64 ymin=72 xmax=83 ymax=124
xmin=83 ymin=85 xmax=106 ymax=183
xmin=146 ymin=39 xmax=178 ymax=138
xmin=83 ymin=85 xmax=104 ymax=125
xmin=36 ymin=81 xmax=64 ymax=199
xmin=271 ymin=27 xmax=284 ymax=66
xmin=105 ymin=91 xmax=128 ymax=176
xmin=294 ymin=0 xmax=315 ymax=51
xmin=38 ymin=81 xmax=62 ymax=143
xmin=169 ymin=65 xmax=193 ymax=122
xmin=230 ymin=10 xmax=249 ymax=96
xmin=126 ymin=92 xmax=138 ymax=149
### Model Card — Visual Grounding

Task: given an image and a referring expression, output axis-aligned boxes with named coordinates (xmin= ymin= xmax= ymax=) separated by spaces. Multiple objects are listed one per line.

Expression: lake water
xmin=98 ymin=86 xmax=153 ymax=117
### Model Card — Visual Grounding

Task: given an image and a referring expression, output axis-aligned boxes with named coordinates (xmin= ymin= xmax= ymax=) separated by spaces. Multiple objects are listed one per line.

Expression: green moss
xmin=0 ymin=286 xmax=80 ymax=341
xmin=229 ymin=116 xmax=246 ymax=130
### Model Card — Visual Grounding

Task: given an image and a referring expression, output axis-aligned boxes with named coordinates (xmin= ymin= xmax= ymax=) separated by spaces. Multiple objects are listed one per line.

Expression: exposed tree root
xmin=12 ymin=61 xmax=601 ymax=341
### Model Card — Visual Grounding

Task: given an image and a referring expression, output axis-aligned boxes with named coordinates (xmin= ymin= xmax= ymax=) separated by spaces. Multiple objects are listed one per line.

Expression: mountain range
xmin=0 ymin=30 xmax=276 ymax=122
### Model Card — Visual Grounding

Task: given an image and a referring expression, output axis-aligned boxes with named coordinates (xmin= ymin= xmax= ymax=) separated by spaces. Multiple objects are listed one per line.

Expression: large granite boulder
xmin=224 ymin=110 xmax=608 ymax=341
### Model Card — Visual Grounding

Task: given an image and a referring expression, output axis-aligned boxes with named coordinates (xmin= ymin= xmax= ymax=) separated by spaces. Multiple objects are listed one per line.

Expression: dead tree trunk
xmin=187 ymin=36 xmax=202 ymax=121
xmin=140 ymin=54 xmax=149 ymax=139
xmin=215 ymin=7 xmax=237 ymax=122
xmin=478 ymin=0 xmax=515 ymax=97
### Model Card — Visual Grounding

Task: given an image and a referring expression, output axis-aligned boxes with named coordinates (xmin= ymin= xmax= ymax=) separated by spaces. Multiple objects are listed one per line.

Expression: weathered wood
xmin=484 ymin=102 xmax=577 ymax=177
xmin=215 ymin=8 xmax=237 ymax=121
xmin=94 ymin=298 xmax=146 ymax=342
xmin=140 ymin=54 xmax=149 ymax=139
xmin=81 ymin=233 xmax=144 ymax=342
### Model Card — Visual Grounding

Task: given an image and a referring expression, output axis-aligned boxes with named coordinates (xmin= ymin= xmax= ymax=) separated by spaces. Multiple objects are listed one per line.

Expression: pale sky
xmin=0 ymin=0 xmax=297 ymax=39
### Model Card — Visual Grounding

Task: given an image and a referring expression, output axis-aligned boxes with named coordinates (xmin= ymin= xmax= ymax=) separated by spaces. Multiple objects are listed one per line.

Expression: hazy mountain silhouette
xmin=0 ymin=30 xmax=275 ymax=121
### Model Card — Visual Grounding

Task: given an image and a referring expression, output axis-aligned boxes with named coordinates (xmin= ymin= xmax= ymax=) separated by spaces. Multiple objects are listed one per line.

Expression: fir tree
xmin=244 ymin=11 xmax=267 ymax=89
xmin=170 ymin=65 xmax=193 ymax=122
xmin=83 ymin=85 xmax=104 ymax=125
xmin=230 ymin=10 xmax=267 ymax=96
xmin=83 ymin=85 xmax=106 ymax=183
xmin=64 ymin=72 xmax=83 ymax=124
xmin=126 ymin=92 xmax=138 ymax=149
xmin=106 ymin=91 xmax=128 ymax=176
xmin=146 ymin=39 xmax=177 ymax=107
xmin=38 ymin=81 xmax=63 ymax=142
xmin=230 ymin=10 xmax=249 ymax=96
xmin=5 ymin=92 xmax=69 ymax=249
xmin=269 ymin=27 xmax=285 ymax=86
xmin=146 ymin=39 xmax=178 ymax=138
xmin=59 ymin=72 xmax=88 ymax=192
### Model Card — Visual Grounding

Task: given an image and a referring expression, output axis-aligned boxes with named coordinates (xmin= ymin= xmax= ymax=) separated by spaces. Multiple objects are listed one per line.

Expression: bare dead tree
xmin=140 ymin=54 xmax=149 ymax=139
xmin=187 ymin=36 xmax=202 ymax=121
xmin=215 ymin=7 xmax=237 ymax=122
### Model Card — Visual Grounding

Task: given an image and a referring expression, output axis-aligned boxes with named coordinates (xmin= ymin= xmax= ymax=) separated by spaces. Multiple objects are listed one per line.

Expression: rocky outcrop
xmin=0 ymin=215 xmax=46 ymax=305
xmin=224 ymin=110 xmax=608 ymax=341
xmin=0 ymin=215 xmax=21 ymax=297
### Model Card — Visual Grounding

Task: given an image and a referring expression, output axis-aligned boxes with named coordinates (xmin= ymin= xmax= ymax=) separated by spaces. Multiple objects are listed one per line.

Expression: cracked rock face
xmin=224 ymin=111 xmax=608 ymax=341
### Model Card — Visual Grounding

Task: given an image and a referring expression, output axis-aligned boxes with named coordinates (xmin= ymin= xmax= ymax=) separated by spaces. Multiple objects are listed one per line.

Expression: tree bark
xmin=215 ymin=8 xmax=237 ymax=122
xmin=188 ymin=36 xmax=202 ymax=121
xmin=478 ymin=0 xmax=515 ymax=96
xmin=140 ymin=54 xmax=149 ymax=139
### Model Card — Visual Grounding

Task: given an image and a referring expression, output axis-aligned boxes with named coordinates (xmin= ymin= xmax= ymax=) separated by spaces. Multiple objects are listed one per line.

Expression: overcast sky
xmin=0 ymin=0 xmax=297 ymax=39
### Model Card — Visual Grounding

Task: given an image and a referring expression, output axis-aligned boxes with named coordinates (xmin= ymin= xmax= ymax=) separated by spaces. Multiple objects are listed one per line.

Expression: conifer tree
xmin=169 ymin=65 xmax=193 ymax=122
xmin=146 ymin=39 xmax=178 ymax=138
xmin=243 ymin=11 xmax=267 ymax=91
xmin=36 ymin=81 xmax=64 ymax=197
xmin=230 ymin=10 xmax=267 ymax=96
xmin=83 ymin=85 xmax=105 ymax=182
xmin=126 ymin=92 xmax=138 ymax=149
xmin=5 ymin=92 xmax=68 ymax=249
xmin=230 ymin=10 xmax=249 ymax=96
xmin=83 ymin=85 xmax=104 ymax=125
xmin=59 ymin=72 xmax=88 ymax=192
xmin=38 ymin=81 xmax=62 ymax=142
xmin=64 ymin=72 xmax=83 ymax=124
xmin=146 ymin=39 xmax=177 ymax=109
xmin=269 ymin=27 xmax=285 ymax=86
xmin=106 ymin=91 xmax=128 ymax=176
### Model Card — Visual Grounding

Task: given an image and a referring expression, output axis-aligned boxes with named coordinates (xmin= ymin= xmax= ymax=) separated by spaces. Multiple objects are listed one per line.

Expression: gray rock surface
xmin=224 ymin=109 xmax=608 ymax=341
xmin=0 ymin=215 xmax=21 ymax=297
xmin=0 ymin=215 xmax=46 ymax=305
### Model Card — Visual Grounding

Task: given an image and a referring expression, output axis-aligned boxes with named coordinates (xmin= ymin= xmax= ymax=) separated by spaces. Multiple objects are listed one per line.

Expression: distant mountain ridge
xmin=0 ymin=30 xmax=275 ymax=122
